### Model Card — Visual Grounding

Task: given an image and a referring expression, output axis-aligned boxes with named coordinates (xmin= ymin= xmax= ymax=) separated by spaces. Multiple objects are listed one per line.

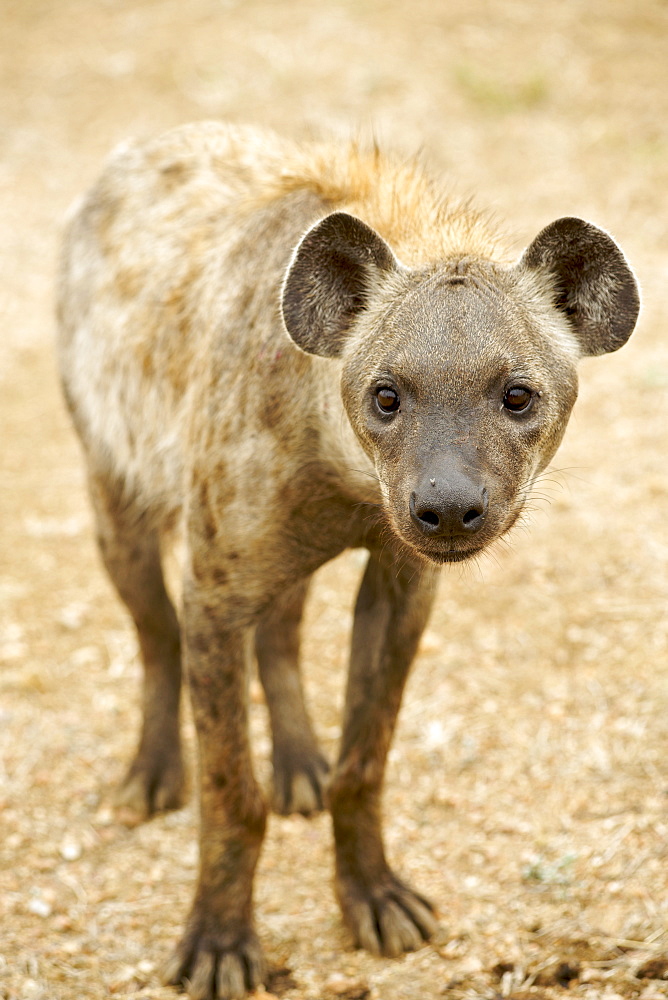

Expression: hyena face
xmin=282 ymin=211 xmax=638 ymax=565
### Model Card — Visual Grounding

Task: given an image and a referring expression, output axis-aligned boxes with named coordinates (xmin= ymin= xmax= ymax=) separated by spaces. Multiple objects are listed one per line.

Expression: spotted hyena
xmin=57 ymin=121 xmax=639 ymax=999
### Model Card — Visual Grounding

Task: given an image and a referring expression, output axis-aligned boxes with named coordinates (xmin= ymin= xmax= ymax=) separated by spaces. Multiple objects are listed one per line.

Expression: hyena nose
xmin=409 ymin=481 xmax=488 ymax=537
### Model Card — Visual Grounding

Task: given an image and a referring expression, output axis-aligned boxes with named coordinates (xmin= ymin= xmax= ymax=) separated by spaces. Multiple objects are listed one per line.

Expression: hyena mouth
xmin=393 ymin=524 xmax=488 ymax=564
xmin=419 ymin=542 xmax=486 ymax=565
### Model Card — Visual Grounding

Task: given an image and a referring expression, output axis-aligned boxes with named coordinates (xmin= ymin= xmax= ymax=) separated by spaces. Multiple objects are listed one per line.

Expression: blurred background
xmin=1 ymin=2 xmax=667 ymax=999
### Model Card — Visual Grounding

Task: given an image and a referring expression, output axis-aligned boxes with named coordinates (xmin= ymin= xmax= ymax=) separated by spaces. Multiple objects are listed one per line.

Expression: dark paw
xmin=163 ymin=924 xmax=266 ymax=1000
xmin=337 ymin=870 xmax=438 ymax=957
xmin=114 ymin=748 xmax=186 ymax=825
xmin=271 ymin=745 xmax=330 ymax=816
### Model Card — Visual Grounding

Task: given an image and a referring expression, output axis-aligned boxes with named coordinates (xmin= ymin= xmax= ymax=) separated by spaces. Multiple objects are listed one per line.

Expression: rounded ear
xmin=519 ymin=217 xmax=640 ymax=356
xmin=281 ymin=211 xmax=400 ymax=358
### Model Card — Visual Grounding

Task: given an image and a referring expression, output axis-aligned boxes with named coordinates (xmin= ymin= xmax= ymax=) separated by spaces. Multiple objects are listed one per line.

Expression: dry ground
xmin=1 ymin=2 xmax=668 ymax=998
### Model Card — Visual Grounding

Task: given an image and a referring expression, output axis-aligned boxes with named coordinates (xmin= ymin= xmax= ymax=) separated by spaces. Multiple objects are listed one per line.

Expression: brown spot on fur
xmin=115 ymin=266 xmax=144 ymax=300
xmin=212 ymin=461 xmax=227 ymax=483
xmin=159 ymin=160 xmax=190 ymax=191
xmin=141 ymin=350 xmax=154 ymax=378
xmin=197 ymin=479 xmax=218 ymax=543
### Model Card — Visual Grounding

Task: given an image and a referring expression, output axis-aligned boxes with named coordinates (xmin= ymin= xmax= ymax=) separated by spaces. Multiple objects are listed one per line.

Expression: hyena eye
xmin=375 ymin=387 xmax=400 ymax=413
xmin=503 ymin=385 xmax=534 ymax=413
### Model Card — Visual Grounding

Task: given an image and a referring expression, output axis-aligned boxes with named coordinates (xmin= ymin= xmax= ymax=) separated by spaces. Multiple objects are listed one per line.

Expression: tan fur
xmin=244 ymin=135 xmax=506 ymax=264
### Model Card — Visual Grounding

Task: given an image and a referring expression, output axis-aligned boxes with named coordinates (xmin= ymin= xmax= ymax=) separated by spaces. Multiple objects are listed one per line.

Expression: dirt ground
xmin=2 ymin=1 xmax=668 ymax=998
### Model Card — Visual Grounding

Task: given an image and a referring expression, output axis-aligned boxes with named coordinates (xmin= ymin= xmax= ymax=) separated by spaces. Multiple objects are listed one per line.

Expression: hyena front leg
xmin=88 ymin=476 xmax=185 ymax=823
xmin=255 ymin=576 xmax=330 ymax=816
xmin=164 ymin=586 xmax=268 ymax=1000
xmin=329 ymin=551 xmax=440 ymax=957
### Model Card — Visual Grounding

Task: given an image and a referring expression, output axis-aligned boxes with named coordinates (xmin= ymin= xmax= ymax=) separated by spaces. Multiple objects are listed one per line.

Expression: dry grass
xmin=1 ymin=2 xmax=668 ymax=998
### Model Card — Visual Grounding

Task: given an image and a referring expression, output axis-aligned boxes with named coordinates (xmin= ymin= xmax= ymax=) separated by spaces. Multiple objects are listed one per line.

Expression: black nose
xmin=409 ymin=479 xmax=488 ymax=538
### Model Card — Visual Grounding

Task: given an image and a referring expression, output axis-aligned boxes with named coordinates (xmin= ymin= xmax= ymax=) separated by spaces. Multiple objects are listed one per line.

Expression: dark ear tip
xmin=523 ymin=216 xmax=626 ymax=268
xmin=302 ymin=211 xmax=398 ymax=272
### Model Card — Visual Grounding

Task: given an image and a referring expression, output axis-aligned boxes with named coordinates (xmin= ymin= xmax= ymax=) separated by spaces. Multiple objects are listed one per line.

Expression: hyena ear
xmin=282 ymin=211 xmax=400 ymax=358
xmin=519 ymin=217 xmax=640 ymax=356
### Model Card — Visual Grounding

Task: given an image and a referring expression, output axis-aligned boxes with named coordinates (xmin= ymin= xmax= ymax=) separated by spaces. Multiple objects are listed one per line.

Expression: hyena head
xmin=282 ymin=211 xmax=639 ymax=564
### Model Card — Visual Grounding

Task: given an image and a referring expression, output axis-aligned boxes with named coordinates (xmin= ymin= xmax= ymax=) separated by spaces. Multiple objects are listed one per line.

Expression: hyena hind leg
xmin=255 ymin=577 xmax=330 ymax=816
xmin=88 ymin=475 xmax=185 ymax=824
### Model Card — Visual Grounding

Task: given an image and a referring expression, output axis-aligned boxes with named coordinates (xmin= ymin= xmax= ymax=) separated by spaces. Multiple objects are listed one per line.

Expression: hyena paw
xmin=114 ymin=746 xmax=186 ymax=825
xmin=336 ymin=869 xmax=438 ymax=957
xmin=271 ymin=744 xmax=330 ymax=816
xmin=163 ymin=923 xmax=266 ymax=1000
